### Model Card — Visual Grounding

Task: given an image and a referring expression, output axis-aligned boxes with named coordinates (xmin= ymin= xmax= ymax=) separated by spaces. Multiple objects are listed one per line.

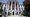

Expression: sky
xmin=0 ymin=0 xmax=24 ymax=4
xmin=17 ymin=0 xmax=24 ymax=4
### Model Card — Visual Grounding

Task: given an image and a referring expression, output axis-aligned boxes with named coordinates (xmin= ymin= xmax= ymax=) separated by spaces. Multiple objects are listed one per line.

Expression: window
xmin=10 ymin=1 xmax=11 ymax=6
xmin=12 ymin=1 xmax=14 ymax=10
xmin=16 ymin=8 xmax=18 ymax=10
xmin=4 ymin=7 xmax=6 ymax=10
xmin=12 ymin=5 xmax=14 ymax=10
xmin=12 ymin=8 xmax=14 ymax=10
xmin=16 ymin=2 xmax=18 ymax=10
xmin=0 ymin=6 xmax=1 ymax=9
xmin=16 ymin=12 xmax=18 ymax=15
xmin=5 ymin=12 xmax=7 ymax=14
xmin=13 ymin=1 xmax=14 ymax=8
xmin=5 ymin=4 xmax=6 ymax=6
xmin=19 ymin=8 xmax=20 ymax=11
xmin=9 ymin=7 xmax=11 ymax=10
xmin=19 ymin=12 xmax=21 ymax=14
xmin=13 ymin=1 xmax=14 ymax=4
xmin=12 ymin=5 xmax=14 ymax=8
xmin=0 ymin=2 xmax=2 ymax=5
xmin=16 ymin=2 xmax=17 ymax=6
xmin=8 ymin=12 xmax=11 ymax=15
xmin=9 ymin=1 xmax=11 ymax=10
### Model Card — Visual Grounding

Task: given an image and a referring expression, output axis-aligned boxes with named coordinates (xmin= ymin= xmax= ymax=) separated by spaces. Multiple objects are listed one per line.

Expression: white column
xmin=2 ymin=4 xmax=5 ymax=11
xmin=14 ymin=2 xmax=16 ymax=10
xmin=2 ymin=4 xmax=5 ymax=17
xmin=6 ymin=4 xmax=9 ymax=15
xmin=17 ymin=4 xmax=19 ymax=14
xmin=18 ymin=8 xmax=19 ymax=14
xmin=8 ymin=4 xmax=9 ymax=10
xmin=14 ymin=2 xmax=16 ymax=15
xmin=11 ymin=3 xmax=12 ymax=10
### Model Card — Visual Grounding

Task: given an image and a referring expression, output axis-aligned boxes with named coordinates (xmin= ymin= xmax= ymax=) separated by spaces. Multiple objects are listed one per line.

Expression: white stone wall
xmin=2 ymin=0 xmax=25 ymax=17
xmin=2 ymin=4 xmax=25 ymax=16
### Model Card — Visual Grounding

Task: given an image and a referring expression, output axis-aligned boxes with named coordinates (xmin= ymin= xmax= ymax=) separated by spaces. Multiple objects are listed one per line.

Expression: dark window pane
xmin=19 ymin=8 xmax=20 ymax=11
xmin=12 ymin=8 xmax=14 ymax=10
xmin=10 ymin=1 xmax=11 ymax=6
xmin=12 ymin=1 xmax=14 ymax=10
xmin=13 ymin=2 xmax=14 ymax=4
xmin=12 ymin=5 xmax=14 ymax=8
xmin=16 ymin=12 xmax=18 ymax=15
xmin=12 ymin=1 xmax=14 ymax=8
xmin=9 ymin=1 xmax=11 ymax=10
xmin=0 ymin=2 xmax=2 ymax=5
xmin=16 ymin=8 xmax=18 ymax=10
xmin=16 ymin=2 xmax=18 ymax=10
xmin=12 ymin=4 xmax=14 ymax=10
xmin=8 ymin=12 xmax=11 ymax=15
xmin=4 ymin=7 xmax=6 ymax=10
xmin=19 ymin=12 xmax=21 ymax=14
xmin=16 ymin=2 xmax=17 ymax=6
xmin=5 ymin=12 xmax=7 ymax=14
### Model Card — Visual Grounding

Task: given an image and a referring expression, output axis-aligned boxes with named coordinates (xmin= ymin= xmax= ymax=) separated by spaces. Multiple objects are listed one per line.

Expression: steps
xmin=7 ymin=15 xmax=26 ymax=17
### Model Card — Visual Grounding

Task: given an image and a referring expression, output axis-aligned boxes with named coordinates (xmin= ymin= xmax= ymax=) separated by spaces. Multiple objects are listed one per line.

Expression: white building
xmin=2 ymin=0 xmax=24 ymax=16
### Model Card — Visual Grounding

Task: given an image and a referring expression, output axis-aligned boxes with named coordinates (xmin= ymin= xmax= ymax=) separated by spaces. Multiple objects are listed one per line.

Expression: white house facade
xmin=2 ymin=0 xmax=24 ymax=16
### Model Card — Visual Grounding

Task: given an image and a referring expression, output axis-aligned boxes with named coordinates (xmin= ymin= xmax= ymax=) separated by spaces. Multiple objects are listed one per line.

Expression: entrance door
xmin=12 ymin=11 xmax=14 ymax=15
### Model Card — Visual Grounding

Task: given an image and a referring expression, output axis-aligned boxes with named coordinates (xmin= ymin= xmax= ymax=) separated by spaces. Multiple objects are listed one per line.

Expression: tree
xmin=0 ymin=2 xmax=2 ymax=5
xmin=0 ymin=2 xmax=3 ymax=13
xmin=23 ymin=0 xmax=30 ymax=16
xmin=23 ymin=1 xmax=25 ymax=6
